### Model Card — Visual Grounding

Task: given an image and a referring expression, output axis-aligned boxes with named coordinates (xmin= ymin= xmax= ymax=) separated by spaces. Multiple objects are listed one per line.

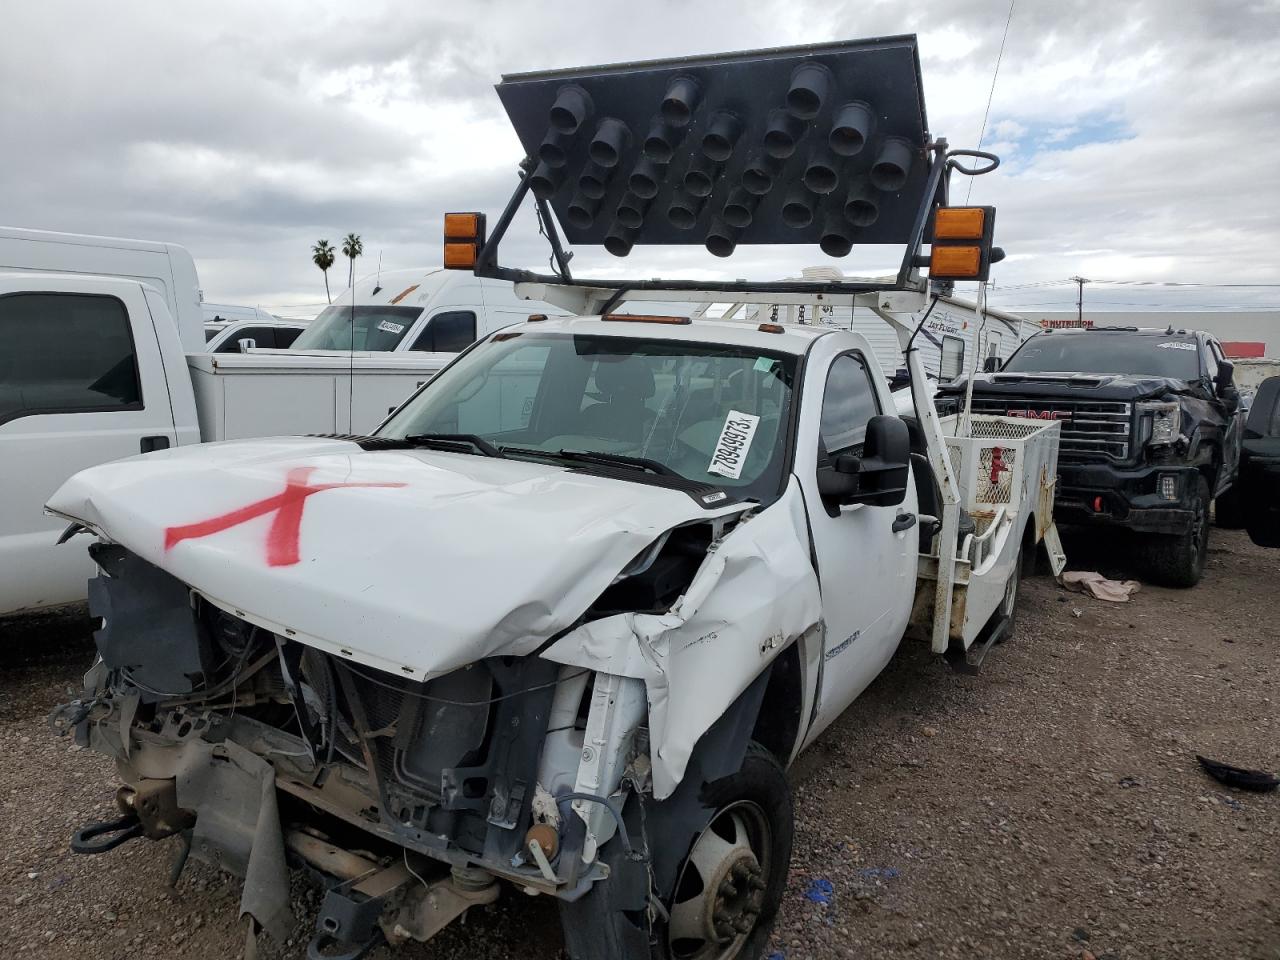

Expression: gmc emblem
xmin=1006 ymin=409 xmax=1070 ymax=420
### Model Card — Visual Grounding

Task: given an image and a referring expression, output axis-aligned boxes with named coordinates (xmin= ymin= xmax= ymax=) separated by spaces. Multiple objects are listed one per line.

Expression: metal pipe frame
xmin=473 ymin=140 xmax=955 ymax=306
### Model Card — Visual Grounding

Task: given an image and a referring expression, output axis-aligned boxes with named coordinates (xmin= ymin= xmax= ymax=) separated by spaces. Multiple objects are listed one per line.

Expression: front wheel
xmin=1148 ymin=475 xmax=1211 ymax=588
xmin=560 ymin=742 xmax=794 ymax=960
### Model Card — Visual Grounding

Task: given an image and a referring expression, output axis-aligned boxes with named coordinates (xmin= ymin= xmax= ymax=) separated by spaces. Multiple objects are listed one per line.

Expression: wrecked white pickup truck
xmin=49 ymin=37 xmax=1065 ymax=960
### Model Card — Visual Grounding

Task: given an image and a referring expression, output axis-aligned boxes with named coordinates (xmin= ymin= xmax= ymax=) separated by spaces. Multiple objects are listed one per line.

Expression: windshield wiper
xmin=400 ymin=433 xmax=506 ymax=458
xmin=549 ymin=449 xmax=681 ymax=477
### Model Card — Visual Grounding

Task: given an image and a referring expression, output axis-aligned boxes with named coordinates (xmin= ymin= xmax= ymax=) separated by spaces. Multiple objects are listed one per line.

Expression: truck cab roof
xmin=1041 ymin=325 xmax=1212 ymax=339
xmin=510 ymin=312 xmax=836 ymax=356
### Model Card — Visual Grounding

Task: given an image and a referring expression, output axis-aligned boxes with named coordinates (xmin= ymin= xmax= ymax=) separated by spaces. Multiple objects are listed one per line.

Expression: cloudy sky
xmin=5 ymin=0 xmax=1279 ymax=317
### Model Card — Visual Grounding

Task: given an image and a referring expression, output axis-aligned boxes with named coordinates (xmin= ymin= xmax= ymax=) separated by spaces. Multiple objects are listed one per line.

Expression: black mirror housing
xmin=982 ymin=356 xmax=1001 ymax=373
xmin=1215 ymin=358 xmax=1239 ymax=411
xmin=1216 ymin=357 xmax=1235 ymax=389
xmin=816 ymin=415 xmax=911 ymax=508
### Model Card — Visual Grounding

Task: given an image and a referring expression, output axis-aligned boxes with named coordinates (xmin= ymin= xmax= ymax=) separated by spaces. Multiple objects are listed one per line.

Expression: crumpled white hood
xmin=47 ymin=436 xmax=742 ymax=679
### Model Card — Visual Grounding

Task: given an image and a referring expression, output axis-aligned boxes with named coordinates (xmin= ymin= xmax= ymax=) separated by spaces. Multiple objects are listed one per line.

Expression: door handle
xmin=140 ymin=435 xmax=171 ymax=453
xmin=892 ymin=512 xmax=916 ymax=533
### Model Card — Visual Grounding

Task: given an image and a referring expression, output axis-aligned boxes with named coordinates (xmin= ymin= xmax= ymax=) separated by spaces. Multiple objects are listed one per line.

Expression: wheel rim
xmin=668 ymin=801 xmax=772 ymax=960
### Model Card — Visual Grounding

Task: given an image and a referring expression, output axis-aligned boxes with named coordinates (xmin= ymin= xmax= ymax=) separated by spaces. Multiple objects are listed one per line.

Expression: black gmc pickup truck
xmin=938 ymin=326 xmax=1244 ymax=587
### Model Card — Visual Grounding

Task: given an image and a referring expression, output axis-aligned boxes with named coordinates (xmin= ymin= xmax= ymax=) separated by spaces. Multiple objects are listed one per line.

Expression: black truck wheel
xmin=1214 ymin=483 xmax=1247 ymax=529
xmin=1148 ymin=475 xmax=1211 ymax=587
xmin=560 ymin=742 xmax=793 ymax=960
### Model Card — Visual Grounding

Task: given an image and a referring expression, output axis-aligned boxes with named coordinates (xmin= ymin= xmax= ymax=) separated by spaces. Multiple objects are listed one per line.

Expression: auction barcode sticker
xmin=377 ymin=319 xmax=406 ymax=334
xmin=708 ymin=410 xmax=761 ymax=480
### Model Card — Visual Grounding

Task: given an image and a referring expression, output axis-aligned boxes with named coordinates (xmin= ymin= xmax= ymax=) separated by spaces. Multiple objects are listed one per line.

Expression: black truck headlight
xmin=1138 ymin=401 xmax=1181 ymax=446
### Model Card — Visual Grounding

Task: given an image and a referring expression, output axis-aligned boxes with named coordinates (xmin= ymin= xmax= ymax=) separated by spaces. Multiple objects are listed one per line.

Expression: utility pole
xmin=1069 ymin=275 xmax=1090 ymax=325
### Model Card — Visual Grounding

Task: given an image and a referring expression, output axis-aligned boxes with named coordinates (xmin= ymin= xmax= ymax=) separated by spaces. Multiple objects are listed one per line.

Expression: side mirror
xmin=237 ymin=337 xmax=257 ymax=353
xmin=982 ymin=356 xmax=1002 ymax=373
xmin=816 ymin=415 xmax=911 ymax=508
xmin=1215 ymin=359 xmax=1239 ymax=412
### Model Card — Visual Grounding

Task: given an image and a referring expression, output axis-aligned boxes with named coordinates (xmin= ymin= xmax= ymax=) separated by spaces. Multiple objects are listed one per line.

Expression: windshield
xmin=380 ymin=331 xmax=799 ymax=502
xmin=1002 ymin=333 xmax=1202 ymax=379
xmin=204 ymin=327 xmax=218 ymax=342
xmin=290 ymin=305 xmax=422 ymax=351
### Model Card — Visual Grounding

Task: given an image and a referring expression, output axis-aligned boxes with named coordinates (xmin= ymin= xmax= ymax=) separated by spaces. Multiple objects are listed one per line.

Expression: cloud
xmin=2 ymin=0 xmax=1278 ymax=315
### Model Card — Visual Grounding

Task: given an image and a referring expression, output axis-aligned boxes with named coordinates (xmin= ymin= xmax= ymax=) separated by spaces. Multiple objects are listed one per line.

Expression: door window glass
xmin=275 ymin=326 xmax=304 ymax=349
xmin=819 ymin=353 xmax=880 ymax=455
xmin=410 ymin=311 xmax=477 ymax=352
xmin=215 ymin=326 xmax=275 ymax=352
xmin=0 ymin=293 xmax=142 ymax=423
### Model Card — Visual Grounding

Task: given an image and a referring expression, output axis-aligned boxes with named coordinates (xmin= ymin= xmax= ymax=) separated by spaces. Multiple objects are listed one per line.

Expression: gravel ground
xmin=1 ymin=529 xmax=1277 ymax=959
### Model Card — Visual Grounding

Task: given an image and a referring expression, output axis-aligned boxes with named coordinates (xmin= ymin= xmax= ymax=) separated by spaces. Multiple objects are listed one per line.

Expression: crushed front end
xmin=57 ymin=541 xmax=658 ymax=955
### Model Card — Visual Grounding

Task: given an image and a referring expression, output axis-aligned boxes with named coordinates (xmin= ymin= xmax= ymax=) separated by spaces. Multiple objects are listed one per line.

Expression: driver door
xmin=1238 ymin=376 xmax=1280 ymax=547
xmin=797 ymin=342 xmax=918 ymax=742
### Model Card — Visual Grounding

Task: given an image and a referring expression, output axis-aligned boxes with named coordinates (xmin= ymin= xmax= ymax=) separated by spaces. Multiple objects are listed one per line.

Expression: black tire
xmin=1148 ymin=475 xmax=1211 ymax=588
xmin=560 ymin=742 xmax=794 ymax=960
xmin=1214 ymin=482 xmax=1247 ymax=529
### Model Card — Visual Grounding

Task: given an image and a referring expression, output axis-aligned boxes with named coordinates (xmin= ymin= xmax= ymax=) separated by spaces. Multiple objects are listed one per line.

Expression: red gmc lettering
xmin=1006 ymin=409 xmax=1070 ymax=420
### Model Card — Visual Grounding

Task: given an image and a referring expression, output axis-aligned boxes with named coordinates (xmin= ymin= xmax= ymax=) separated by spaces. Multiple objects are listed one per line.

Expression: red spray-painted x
xmin=164 ymin=466 xmax=406 ymax=566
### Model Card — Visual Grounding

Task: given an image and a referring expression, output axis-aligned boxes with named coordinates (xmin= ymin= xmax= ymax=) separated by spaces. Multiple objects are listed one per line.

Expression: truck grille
xmin=968 ymin=398 xmax=1132 ymax=460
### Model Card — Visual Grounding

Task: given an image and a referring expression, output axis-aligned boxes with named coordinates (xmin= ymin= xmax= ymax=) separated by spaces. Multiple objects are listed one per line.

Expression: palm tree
xmin=342 ymin=233 xmax=364 ymax=290
xmin=311 ymin=240 xmax=336 ymax=304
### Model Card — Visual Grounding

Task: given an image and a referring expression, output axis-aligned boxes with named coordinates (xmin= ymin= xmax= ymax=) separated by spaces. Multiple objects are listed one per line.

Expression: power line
xmin=965 ymin=0 xmax=1017 ymax=204
xmin=989 ymin=278 xmax=1280 ymax=291
xmin=1089 ymin=280 xmax=1280 ymax=288
xmin=992 ymin=300 xmax=1279 ymax=310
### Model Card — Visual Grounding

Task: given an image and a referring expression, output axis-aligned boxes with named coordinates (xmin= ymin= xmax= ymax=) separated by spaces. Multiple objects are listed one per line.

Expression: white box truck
xmin=0 ymin=237 xmax=563 ymax=616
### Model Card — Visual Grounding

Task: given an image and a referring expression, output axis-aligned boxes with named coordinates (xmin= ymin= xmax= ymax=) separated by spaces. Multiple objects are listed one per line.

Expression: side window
xmin=409 ymin=311 xmax=477 ymax=353
xmin=940 ymin=335 xmax=965 ymax=380
xmin=215 ymin=326 xmax=274 ymax=352
xmin=275 ymin=327 xmax=304 ymax=349
xmin=0 ymin=293 xmax=142 ymax=424
xmin=819 ymin=353 xmax=880 ymax=455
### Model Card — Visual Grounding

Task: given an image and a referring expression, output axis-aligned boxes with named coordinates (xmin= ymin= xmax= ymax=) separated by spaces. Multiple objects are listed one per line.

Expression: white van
xmin=288 ymin=268 xmax=570 ymax=354
xmin=743 ymin=267 xmax=1040 ymax=383
xmin=0 ymin=259 xmax=563 ymax=618
xmin=0 ymin=226 xmax=205 ymax=352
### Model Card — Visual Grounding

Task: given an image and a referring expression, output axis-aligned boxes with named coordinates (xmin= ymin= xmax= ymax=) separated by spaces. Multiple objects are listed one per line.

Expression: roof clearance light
xmin=602 ymin=313 xmax=693 ymax=324
xmin=443 ymin=212 xmax=486 ymax=271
